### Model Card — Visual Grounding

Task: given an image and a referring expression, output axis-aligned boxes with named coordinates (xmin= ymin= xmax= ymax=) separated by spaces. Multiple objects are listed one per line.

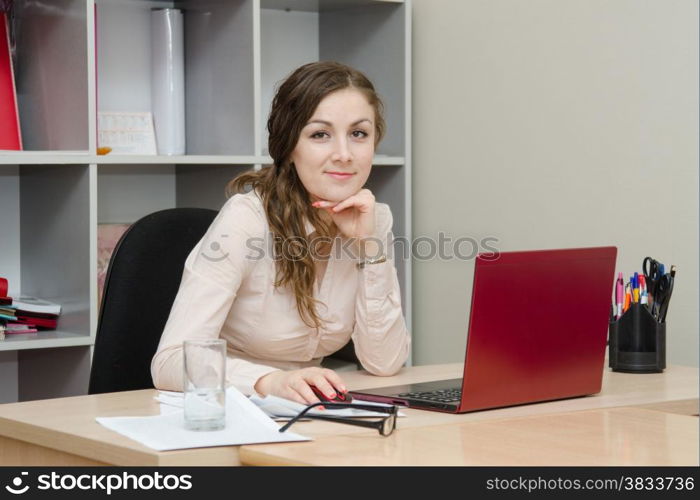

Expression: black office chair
xmin=88 ymin=207 xmax=358 ymax=394
xmin=88 ymin=208 xmax=218 ymax=394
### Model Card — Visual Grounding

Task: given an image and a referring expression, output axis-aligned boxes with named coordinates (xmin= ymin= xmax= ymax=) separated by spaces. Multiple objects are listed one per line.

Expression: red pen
xmin=639 ymin=275 xmax=648 ymax=305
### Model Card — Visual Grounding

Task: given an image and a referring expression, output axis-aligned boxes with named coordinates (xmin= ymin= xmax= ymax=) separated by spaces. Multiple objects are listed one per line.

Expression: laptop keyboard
xmin=398 ymin=388 xmax=462 ymax=403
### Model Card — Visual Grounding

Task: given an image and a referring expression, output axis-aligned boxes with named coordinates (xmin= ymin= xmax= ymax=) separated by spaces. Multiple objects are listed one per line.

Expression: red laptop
xmin=351 ymin=246 xmax=618 ymax=413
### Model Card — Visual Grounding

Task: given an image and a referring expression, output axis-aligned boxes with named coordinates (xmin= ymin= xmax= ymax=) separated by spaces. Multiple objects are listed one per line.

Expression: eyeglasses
xmin=278 ymin=402 xmax=398 ymax=437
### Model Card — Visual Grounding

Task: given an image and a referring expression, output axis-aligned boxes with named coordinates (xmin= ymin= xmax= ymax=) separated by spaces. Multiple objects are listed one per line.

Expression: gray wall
xmin=412 ymin=0 xmax=698 ymax=366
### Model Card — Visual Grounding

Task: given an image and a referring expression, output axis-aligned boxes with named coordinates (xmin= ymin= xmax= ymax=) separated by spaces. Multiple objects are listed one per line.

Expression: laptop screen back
xmin=458 ymin=246 xmax=617 ymax=412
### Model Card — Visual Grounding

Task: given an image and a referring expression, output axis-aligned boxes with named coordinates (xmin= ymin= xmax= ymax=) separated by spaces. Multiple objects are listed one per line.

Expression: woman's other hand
xmin=254 ymin=367 xmax=348 ymax=405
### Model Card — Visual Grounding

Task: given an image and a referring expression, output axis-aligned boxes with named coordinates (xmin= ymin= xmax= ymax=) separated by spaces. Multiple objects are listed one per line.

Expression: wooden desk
xmin=0 ymin=364 xmax=697 ymax=466
xmin=241 ymin=407 xmax=698 ymax=466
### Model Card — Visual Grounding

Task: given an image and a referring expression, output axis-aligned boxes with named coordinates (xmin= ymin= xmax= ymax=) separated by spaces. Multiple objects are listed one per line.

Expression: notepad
xmin=155 ymin=391 xmax=403 ymax=420
xmin=97 ymin=112 xmax=157 ymax=155
xmin=248 ymin=394 xmax=405 ymax=419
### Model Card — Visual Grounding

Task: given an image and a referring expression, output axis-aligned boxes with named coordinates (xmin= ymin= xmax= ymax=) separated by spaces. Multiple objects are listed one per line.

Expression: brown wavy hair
xmin=226 ymin=61 xmax=385 ymax=328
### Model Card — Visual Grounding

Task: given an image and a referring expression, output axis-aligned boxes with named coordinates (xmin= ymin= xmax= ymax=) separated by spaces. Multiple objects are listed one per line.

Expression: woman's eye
xmin=352 ymin=130 xmax=369 ymax=138
xmin=311 ymin=131 xmax=329 ymax=139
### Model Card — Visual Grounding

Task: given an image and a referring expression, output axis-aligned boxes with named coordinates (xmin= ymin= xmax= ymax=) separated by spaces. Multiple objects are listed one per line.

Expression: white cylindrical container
xmin=151 ymin=8 xmax=186 ymax=155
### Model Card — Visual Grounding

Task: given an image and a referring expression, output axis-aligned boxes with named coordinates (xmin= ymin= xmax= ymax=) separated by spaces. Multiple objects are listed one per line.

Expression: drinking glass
xmin=183 ymin=339 xmax=226 ymax=431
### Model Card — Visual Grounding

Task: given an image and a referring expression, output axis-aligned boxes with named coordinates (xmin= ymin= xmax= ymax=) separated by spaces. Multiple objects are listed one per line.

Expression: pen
xmin=615 ymin=272 xmax=624 ymax=319
xmin=639 ymin=275 xmax=648 ymax=305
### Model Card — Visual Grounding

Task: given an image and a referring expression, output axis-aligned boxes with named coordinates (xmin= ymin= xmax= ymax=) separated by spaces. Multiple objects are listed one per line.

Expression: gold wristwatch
xmin=356 ymin=254 xmax=387 ymax=269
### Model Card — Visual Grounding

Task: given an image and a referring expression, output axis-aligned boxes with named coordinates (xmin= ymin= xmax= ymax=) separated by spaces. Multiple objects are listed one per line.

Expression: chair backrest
xmin=88 ymin=208 xmax=218 ymax=394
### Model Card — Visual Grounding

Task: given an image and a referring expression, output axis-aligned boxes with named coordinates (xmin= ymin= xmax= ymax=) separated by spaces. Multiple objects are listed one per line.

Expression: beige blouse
xmin=150 ymin=190 xmax=411 ymax=395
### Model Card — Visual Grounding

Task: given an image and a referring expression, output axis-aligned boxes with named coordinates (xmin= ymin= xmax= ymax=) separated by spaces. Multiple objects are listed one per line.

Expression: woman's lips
xmin=325 ymin=171 xmax=355 ymax=180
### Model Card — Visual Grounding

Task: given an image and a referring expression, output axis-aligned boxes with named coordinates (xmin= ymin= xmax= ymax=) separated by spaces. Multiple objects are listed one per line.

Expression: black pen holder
xmin=609 ymin=303 xmax=665 ymax=373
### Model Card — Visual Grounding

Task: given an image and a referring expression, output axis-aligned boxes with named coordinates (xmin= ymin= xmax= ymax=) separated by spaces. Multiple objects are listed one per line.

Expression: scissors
xmin=643 ymin=256 xmax=664 ymax=300
xmin=653 ymin=272 xmax=674 ymax=323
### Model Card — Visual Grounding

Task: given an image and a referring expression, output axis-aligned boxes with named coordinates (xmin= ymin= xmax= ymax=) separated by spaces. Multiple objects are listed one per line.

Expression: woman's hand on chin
xmin=312 ymin=188 xmax=376 ymax=244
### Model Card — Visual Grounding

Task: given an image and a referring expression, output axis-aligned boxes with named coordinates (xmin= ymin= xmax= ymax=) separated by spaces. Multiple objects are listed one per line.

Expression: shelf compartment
xmin=176 ymin=164 xmax=255 ymax=210
xmin=96 ymin=0 xmax=256 ymax=156
xmin=0 ymin=164 xmax=92 ymax=353
xmin=20 ymin=165 xmax=92 ymax=340
xmin=98 ymin=164 xmax=178 ymax=224
xmin=0 ymin=345 xmax=91 ymax=403
xmin=97 ymin=163 xmax=254 ymax=225
xmin=260 ymin=0 xmax=407 ymax=158
xmin=14 ymin=0 xmax=89 ymax=151
xmin=95 ymin=162 xmax=252 ymax=312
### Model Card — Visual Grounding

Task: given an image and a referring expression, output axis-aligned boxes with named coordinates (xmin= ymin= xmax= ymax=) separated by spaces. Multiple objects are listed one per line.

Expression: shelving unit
xmin=0 ymin=0 xmax=411 ymax=403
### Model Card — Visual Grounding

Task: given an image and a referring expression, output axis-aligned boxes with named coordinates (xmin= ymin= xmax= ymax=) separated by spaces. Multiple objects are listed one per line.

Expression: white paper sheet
xmin=96 ymin=387 xmax=308 ymax=451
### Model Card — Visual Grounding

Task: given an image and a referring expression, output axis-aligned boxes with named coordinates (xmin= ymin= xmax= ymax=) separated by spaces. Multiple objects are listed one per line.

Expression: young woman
xmin=151 ymin=61 xmax=410 ymax=405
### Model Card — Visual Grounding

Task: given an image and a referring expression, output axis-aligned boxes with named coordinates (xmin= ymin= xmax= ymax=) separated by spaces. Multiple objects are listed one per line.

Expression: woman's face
xmin=290 ymin=88 xmax=375 ymax=203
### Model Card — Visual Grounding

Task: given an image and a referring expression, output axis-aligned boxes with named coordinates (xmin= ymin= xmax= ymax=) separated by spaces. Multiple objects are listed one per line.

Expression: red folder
xmin=0 ymin=13 xmax=22 ymax=150
xmin=15 ymin=316 xmax=57 ymax=329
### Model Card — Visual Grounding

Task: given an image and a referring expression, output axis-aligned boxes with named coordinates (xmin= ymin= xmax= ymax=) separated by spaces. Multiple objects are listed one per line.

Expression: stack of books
xmin=0 ymin=277 xmax=10 ymax=339
xmin=0 ymin=294 xmax=9 ymax=339
xmin=1 ymin=277 xmax=62 ymax=339
xmin=10 ymin=296 xmax=61 ymax=328
xmin=0 ymin=296 xmax=62 ymax=339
